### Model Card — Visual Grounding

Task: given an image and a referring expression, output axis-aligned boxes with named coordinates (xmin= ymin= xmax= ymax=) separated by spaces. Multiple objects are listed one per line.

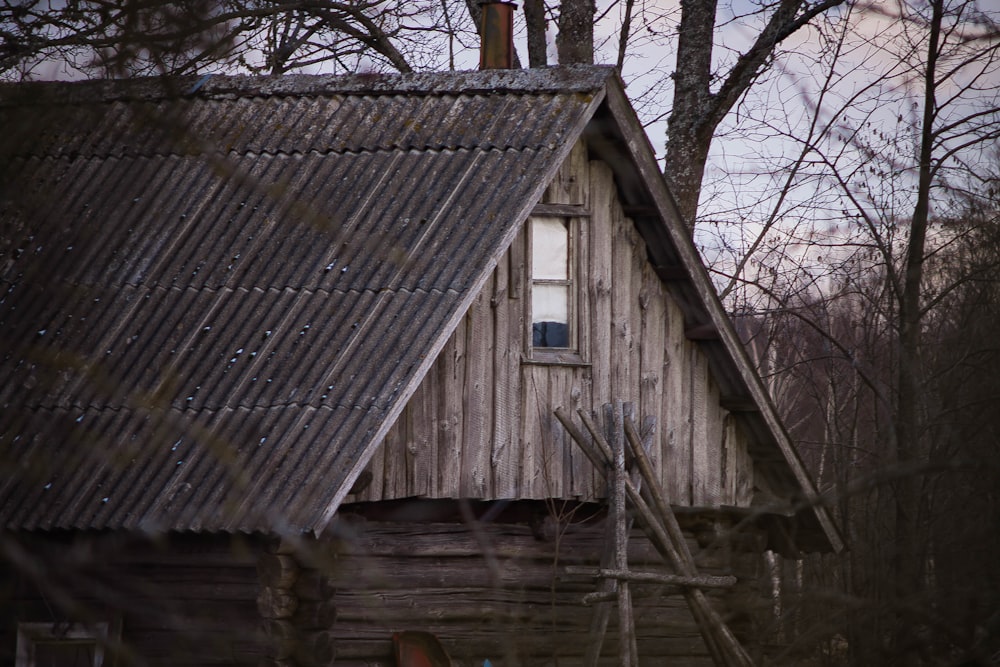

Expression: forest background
xmin=2 ymin=0 xmax=999 ymax=664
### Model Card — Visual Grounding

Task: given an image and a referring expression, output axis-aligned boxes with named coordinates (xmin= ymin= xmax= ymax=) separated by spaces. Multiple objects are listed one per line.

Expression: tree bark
xmin=523 ymin=0 xmax=547 ymax=67
xmin=663 ymin=0 xmax=718 ymax=230
xmin=663 ymin=0 xmax=845 ymax=230
xmin=556 ymin=0 xmax=594 ymax=65
xmin=892 ymin=0 xmax=942 ymax=657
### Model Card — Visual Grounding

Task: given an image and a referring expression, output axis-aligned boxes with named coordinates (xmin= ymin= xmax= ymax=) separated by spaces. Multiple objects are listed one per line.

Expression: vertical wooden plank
xmin=662 ymin=296 xmax=690 ymax=505
xmin=544 ymin=139 xmax=588 ymax=205
xmin=610 ymin=199 xmax=634 ymax=415
xmin=576 ymin=206 xmax=592 ymax=366
xmin=628 ymin=217 xmax=644 ymax=402
xmin=491 ymin=245 xmax=517 ymax=498
xmin=508 ymin=232 xmax=526 ymax=497
xmin=546 ymin=366 xmax=576 ymax=498
xmin=569 ymin=139 xmax=590 ymax=206
xmin=421 ymin=357 xmax=440 ymax=496
xmin=588 ymin=161 xmax=615 ymax=406
xmin=382 ymin=412 xmax=407 ymax=499
xmin=733 ymin=420 xmax=755 ymax=506
xmin=570 ymin=153 xmax=593 ymax=498
xmin=462 ymin=286 xmax=494 ymax=497
xmin=509 ymin=221 xmax=524 ymax=304
xmin=720 ymin=413 xmax=734 ymax=505
xmin=438 ymin=319 xmax=466 ymax=497
xmin=689 ymin=344 xmax=709 ymax=505
xmin=521 ymin=366 xmax=550 ymax=498
xmin=394 ymin=360 xmax=437 ymax=499
xmin=566 ymin=368 xmax=590 ymax=497
xmin=406 ymin=393 xmax=422 ymax=498
xmin=702 ymin=374 xmax=724 ymax=505
xmin=542 ymin=367 xmax=566 ymax=498
xmin=638 ymin=262 xmax=665 ymax=489
xmin=588 ymin=160 xmax=614 ymax=495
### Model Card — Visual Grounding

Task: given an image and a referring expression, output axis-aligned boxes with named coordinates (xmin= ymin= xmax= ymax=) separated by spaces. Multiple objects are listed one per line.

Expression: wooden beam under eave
xmin=531 ymin=203 xmax=590 ymax=217
xmin=622 ymin=205 xmax=657 ymax=217
xmin=654 ymin=264 xmax=688 ymax=281
xmin=684 ymin=323 xmax=720 ymax=340
xmin=719 ymin=396 xmax=759 ymax=413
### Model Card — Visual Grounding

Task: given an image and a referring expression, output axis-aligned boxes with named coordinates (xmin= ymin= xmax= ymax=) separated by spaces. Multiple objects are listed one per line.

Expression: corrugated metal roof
xmin=0 ymin=66 xmax=842 ymax=551
xmin=0 ymin=67 xmax=605 ymax=533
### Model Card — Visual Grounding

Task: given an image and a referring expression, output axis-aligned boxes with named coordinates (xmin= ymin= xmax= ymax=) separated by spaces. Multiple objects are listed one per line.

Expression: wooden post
xmin=584 ymin=473 xmax=618 ymax=664
xmin=610 ymin=402 xmax=638 ymax=667
xmin=622 ymin=414 xmax=753 ymax=666
xmin=566 ymin=566 xmax=737 ymax=589
xmin=554 ymin=405 xmax=756 ymax=667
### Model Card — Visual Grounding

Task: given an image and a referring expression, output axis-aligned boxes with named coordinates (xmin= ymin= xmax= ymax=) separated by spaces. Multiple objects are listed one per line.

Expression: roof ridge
xmin=0 ymin=66 xmax=615 ymax=107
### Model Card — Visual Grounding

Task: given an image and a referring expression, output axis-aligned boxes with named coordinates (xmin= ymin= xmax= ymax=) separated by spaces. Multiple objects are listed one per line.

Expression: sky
xmin=17 ymin=0 xmax=999 ymax=299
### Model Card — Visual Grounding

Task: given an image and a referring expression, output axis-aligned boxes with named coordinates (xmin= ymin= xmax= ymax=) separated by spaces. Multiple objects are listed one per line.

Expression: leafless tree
xmin=719 ymin=1 xmax=1000 ymax=662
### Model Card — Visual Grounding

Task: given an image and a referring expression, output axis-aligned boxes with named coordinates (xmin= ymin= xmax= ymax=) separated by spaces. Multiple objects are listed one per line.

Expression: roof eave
xmin=591 ymin=76 xmax=846 ymax=554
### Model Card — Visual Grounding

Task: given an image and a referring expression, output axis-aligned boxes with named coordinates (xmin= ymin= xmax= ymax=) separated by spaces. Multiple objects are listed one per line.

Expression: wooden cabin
xmin=0 ymin=67 xmax=842 ymax=666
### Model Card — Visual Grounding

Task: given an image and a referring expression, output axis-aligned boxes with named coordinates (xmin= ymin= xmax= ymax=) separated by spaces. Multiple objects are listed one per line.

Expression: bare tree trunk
xmin=663 ymin=0 xmax=845 ymax=230
xmin=892 ymin=0 xmax=941 ymax=658
xmin=663 ymin=0 xmax=717 ymax=229
xmin=523 ymin=0 xmax=547 ymax=67
xmin=616 ymin=0 xmax=635 ymax=71
xmin=556 ymin=0 xmax=594 ymax=64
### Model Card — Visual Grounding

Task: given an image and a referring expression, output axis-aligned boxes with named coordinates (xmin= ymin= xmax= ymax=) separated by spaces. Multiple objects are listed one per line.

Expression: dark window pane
xmin=34 ymin=641 xmax=95 ymax=667
xmin=533 ymin=321 xmax=569 ymax=348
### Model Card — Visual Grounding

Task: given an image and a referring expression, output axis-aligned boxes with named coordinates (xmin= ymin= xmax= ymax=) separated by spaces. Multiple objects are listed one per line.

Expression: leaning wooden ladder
xmin=555 ymin=402 xmax=755 ymax=667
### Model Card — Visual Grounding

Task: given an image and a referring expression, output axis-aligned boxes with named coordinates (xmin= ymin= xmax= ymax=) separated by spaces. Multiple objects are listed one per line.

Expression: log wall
xmin=354 ymin=141 xmax=756 ymax=507
xmin=308 ymin=508 xmax=770 ymax=667
xmin=0 ymin=514 xmax=775 ymax=667
xmin=0 ymin=532 xmax=266 ymax=667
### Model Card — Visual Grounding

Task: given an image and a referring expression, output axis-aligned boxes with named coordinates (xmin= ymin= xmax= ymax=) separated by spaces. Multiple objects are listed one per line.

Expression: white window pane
xmin=532 ymin=284 xmax=569 ymax=347
xmin=532 ymin=284 xmax=568 ymax=323
xmin=531 ymin=218 xmax=568 ymax=280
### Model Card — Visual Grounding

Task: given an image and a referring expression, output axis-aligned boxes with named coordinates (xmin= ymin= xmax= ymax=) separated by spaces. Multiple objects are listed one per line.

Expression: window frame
xmin=16 ymin=622 xmax=110 ymax=667
xmin=523 ymin=212 xmax=590 ymax=366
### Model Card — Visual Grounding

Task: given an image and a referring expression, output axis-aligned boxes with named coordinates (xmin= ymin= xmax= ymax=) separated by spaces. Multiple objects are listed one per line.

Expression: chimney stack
xmin=479 ymin=1 xmax=517 ymax=69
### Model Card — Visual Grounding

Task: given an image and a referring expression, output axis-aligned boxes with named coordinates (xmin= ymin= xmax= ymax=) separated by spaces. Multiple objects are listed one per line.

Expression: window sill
xmin=521 ymin=351 xmax=591 ymax=367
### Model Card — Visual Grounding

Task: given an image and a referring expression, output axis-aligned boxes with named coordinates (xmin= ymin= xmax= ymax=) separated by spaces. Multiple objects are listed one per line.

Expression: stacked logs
xmin=257 ymin=541 xmax=337 ymax=667
xmin=257 ymin=541 xmax=336 ymax=667
xmin=258 ymin=543 xmax=299 ymax=667
xmin=293 ymin=567 xmax=338 ymax=666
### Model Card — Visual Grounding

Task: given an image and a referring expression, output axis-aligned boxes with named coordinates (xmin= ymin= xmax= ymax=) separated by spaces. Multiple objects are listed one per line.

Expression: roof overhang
xmin=582 ymin=75 xmax=845 ymax=554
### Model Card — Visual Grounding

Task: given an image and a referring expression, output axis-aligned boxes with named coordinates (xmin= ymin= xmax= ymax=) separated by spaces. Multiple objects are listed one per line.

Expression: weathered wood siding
xmin=1 ymin=533 xmax=265 ymax=667
xmin=310 ymin=510 xmax=767 ymax=667
xmin=355 ymin=141 xmax=755 ymax=507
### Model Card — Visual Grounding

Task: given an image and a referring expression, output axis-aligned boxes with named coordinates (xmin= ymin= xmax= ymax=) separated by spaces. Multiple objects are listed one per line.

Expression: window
xmin=525 ymin=214 xmax=588 ymax=365
xmin=16 ymin=623 xmax=109 ymax=667
xmin=531 ymin=216 xmax=572 ymax=349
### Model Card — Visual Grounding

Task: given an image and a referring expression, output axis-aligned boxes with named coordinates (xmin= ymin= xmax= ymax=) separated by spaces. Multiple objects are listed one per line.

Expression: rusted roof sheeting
xmin=0 ymin=69 xmax=601 ymax=532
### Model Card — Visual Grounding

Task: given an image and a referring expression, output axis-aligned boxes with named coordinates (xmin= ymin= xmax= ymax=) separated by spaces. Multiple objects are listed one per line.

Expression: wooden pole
xmin=584 ymin=407 xmax=617 ymax=667
xmin=609 ymin=402 xmax=638 ymax=667
xmin=565 ymin=566 xmax=737 ymax=589
xmin=623 ymin=413 xmax=755 ymax=667
xmin=554 ymin=406 xmax=755 ymax=667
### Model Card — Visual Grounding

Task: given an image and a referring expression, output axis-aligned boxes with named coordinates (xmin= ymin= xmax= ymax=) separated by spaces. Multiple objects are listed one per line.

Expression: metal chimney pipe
xmin=479 ymin=1 xmax=517 ymax=69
